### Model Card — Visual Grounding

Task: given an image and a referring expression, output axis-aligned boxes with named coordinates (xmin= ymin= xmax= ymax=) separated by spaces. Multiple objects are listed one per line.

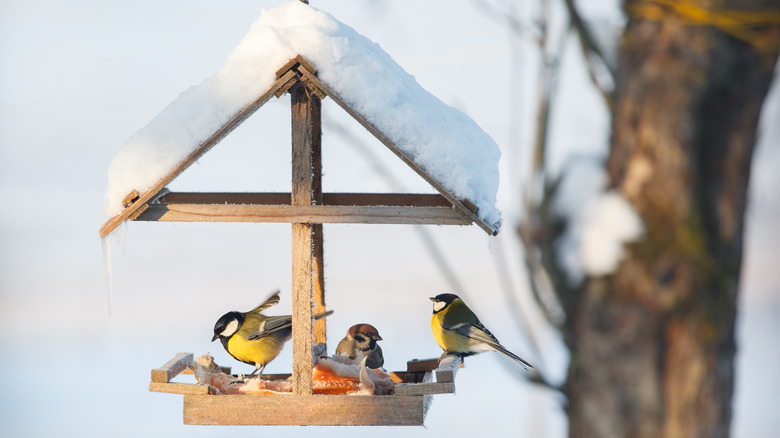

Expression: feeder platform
xmin=149 ymin=352 xmax=460 ymax=426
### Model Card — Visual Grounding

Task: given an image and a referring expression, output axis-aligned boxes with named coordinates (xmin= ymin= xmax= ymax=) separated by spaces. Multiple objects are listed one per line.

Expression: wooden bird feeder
xmin=100 ymin=55 xmax=496 ymax=426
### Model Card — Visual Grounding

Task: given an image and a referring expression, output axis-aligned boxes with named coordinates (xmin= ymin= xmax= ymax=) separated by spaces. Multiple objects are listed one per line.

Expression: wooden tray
xmin=149 ymin=352 xmax=459 ymax=426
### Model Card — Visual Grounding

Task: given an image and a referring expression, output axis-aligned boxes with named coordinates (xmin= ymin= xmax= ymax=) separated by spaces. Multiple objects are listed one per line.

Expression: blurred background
xmin=0 ymin=1 xmax=777 ymax=437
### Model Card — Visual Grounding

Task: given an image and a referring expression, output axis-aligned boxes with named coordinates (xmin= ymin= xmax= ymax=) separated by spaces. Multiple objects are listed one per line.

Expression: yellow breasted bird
xmin=430 ymin=293 xmax=532 ymax=370
xmin=335 ymin=323 xmax=384 ymax=369
xmin=212 ymin=291 xmax=333 ymax=376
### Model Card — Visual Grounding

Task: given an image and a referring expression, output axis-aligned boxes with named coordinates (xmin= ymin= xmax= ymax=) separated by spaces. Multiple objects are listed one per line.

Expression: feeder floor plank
xmin=394 ymin=381 xmax=454 ymax=396
xmin=435 ymin=354 xmax=461 ymax=383
xmin=149 ymin=382 xmax=214 ymax=395
xmin=183 ymin=394 xmax=424 ymax=426
xmin=151 ymin=352 xmax=193 ymax=383
xmin=406 ymin=358 xmax=441 ymax=373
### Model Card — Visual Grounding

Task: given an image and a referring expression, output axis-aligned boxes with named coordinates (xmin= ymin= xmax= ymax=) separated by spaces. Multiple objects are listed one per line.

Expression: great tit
xmin=212 ymin=291 xmax=333 ymax=376
xmin=335 ymin=323 xmax=384 ymax=369
xmin=430 ymin=293 xmax=532 ymax=370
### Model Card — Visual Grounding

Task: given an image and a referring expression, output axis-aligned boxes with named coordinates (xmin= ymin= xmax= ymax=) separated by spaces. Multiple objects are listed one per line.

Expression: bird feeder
xmin=101 ymin=26 xmax=499 ymax=424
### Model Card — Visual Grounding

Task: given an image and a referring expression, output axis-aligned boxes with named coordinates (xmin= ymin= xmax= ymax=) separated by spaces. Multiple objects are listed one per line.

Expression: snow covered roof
xmin=102 ymin=1 xmax=501 ymax=235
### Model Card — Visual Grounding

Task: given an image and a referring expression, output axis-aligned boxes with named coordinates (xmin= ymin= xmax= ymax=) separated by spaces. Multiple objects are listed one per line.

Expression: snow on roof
xmin=104 ymin=1 xmax=501 ymax=228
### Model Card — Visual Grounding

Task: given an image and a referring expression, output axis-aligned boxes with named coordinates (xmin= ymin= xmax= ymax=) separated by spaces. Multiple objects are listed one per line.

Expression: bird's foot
xmin=439 ymin=351 xmax=465 ymax=367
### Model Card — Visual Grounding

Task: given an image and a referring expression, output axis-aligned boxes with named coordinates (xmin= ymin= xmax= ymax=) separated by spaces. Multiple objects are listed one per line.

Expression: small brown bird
xmin=335 ymin=323 xmax=384 ymax=369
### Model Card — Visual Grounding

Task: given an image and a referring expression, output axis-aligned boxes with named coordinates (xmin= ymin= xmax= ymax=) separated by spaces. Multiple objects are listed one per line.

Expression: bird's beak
xmin=429 ymin=297 xmax=435 ymax=302
xmin=374 ymin=334 xmax=383 ymax=341
xmin=211 ymin=333 xmax=219 ymax=342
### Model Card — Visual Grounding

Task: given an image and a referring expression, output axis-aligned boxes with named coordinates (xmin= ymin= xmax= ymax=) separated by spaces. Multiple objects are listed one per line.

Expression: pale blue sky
xmin=0 ymin=1 xmax=777 ymax=437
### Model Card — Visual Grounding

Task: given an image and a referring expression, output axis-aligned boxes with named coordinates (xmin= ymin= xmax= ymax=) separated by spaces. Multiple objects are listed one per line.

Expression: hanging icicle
xmin=100 ymin=234 xmax=113 ymax=317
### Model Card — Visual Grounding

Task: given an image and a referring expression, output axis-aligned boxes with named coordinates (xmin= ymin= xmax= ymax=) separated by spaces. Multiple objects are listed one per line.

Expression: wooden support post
xmin=290 ymin=81 xmax=324 ymax=395
xmin=309 ymin=86 xmax=327 ymax=346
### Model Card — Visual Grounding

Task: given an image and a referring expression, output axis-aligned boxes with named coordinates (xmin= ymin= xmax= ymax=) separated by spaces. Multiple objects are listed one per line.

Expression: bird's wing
xmin=442 ymin=321 xmax=500 ymax=345
xmin=246 ymin=315 xmax=292 ymax=340
xmin=335 ymin=337 xmax=355 ymax=358
xmin=248 ymin=290 xmax=281 ymax=314
xmin=246 ymin=309 xmax=331 ymax=340
xmin=443 ymin=322 xmax=533 ymax=369
xmin=367 ymin=344 xmax=384 ymax=368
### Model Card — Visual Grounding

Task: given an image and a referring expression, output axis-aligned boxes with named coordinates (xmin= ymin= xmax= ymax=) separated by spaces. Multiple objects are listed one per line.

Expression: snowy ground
xmin=1 ymin=1 xmax=778 ymax=437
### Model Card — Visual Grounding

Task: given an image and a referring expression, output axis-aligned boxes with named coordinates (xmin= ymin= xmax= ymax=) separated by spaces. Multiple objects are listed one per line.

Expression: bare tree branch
xmin=471 ymin=0 xmax=541 ymax=44
xmin=518 ymin=0 xmax=578 ymax=326
xmin=562 ymin=0 xmax=615 ymax=110
xmin=562 ymin=0 xmax=615 ymax=77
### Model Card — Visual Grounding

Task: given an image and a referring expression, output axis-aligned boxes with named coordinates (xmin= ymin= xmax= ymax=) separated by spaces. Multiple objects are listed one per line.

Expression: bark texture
xmin=563 ymin=2 xmax=780 ymax=437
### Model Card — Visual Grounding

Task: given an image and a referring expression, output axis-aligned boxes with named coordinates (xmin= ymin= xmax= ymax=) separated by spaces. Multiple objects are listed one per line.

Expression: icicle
xmin=101 ymin=234 xmax=113 ymax=317
xmin=118 ymin=220 xmax=129 ymax=255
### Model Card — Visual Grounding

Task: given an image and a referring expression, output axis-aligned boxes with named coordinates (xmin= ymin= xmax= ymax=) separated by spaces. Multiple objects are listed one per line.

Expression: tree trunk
xmin=563 ymin=2 xmax=779 ymax=437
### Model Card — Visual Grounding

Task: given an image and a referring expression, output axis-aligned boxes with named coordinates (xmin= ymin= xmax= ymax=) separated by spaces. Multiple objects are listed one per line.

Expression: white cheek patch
xmin=433 ymin=301 xmax=447 ymax=313
xmin=221 ymin=319 xmax=239 ymax=337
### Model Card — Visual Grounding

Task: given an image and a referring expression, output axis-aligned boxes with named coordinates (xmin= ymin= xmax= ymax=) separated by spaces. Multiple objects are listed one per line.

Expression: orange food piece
xmin=311 ymin=363 xmax=361 ymax=394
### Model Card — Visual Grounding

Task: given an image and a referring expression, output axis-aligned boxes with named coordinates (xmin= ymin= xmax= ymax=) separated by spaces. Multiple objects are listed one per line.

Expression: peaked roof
xmin=102 ymin=2 xmax=501 ymax=236
xmin=100 ymin=56 xmax=496 ymax=237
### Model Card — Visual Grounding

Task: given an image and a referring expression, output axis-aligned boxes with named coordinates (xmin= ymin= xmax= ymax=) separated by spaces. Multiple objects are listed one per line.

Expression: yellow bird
xmin=212 ymin=291 xmax=333 ymax=376
xmin=430 ymin=293 xmax=532 ymax=370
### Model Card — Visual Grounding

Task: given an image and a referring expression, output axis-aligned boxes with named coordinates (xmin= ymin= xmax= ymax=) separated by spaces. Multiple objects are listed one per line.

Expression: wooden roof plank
xmin=98 ymin=69 xmax=299 ymax=238
xmin=294 ymin=67 xmax=497 ymax=235
xmin=275 ymin=54 xmax=317 ymax=79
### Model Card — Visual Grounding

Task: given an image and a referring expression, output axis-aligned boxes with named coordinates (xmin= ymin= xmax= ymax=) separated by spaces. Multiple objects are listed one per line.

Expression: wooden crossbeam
xmin=133 ymin=192 xmax=469 ymax=225
xmin=154 ymin=192 xmax=453 ymax=207
xmin=133 ymin=204 xmax=470 ymax=225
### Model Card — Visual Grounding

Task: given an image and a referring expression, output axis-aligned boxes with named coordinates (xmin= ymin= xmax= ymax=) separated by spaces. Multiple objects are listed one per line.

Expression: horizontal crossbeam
xmin=134 ymin=203 xmax=469 ymax=225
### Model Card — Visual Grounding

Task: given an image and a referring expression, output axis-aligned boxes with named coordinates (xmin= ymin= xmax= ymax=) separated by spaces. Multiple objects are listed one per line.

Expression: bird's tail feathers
xmin=488 ymin=343 xmax=533 ymax=370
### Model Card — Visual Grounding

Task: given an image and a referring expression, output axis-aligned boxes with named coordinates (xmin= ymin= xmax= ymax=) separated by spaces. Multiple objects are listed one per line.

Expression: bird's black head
xmin=429 ymin=293 xmax=460 ymax=314
xmin=212 ymin=311 xmax=244 ymax=342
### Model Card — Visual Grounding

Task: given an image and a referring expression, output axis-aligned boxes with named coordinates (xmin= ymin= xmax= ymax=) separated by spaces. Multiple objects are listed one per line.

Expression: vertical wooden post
xmin=290 ymin=81 xmax=324 ymax=395
xmin=309 ymin=90 xmax=327 ymax=345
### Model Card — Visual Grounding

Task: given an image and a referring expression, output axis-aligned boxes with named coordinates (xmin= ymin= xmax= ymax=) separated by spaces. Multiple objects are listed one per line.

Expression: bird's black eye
xmin=355 ymin=334 xmax=366 ymax=343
